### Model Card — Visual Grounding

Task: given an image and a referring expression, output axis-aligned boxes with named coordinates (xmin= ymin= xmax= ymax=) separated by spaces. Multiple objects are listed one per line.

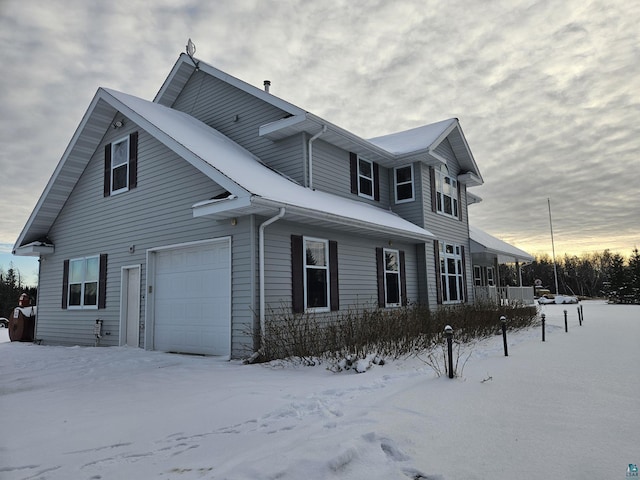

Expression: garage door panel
xmin=153 ymin=240 xmax=231 ymax=356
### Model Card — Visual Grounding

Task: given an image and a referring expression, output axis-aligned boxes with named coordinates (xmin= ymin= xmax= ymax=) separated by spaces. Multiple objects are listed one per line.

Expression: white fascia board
xmin=258 ymin=114 xmax=307 ymax=137
xmin=467 ymin=191 xmax=483 ymax=205
xmin=458 ymin=172 xmax=483 ymax=186
xmin=13 ymin=243 xmax=55 ymax=257
xmin=252 ymin=197 xmax=436 ymax=242
xmin=192 ymin=195 xmax=251 ymax=218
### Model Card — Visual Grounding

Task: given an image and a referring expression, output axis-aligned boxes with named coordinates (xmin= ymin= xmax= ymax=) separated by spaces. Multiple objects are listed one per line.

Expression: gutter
xmin=307 ymin=125 xmax=326 ymax=189
xmin=258 ymin=207 xmax=286 ymax=353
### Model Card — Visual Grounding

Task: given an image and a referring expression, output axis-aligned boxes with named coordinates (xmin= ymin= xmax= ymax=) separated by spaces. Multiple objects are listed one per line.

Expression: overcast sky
xmin=1 ymin=0 xmax=639 ymax=283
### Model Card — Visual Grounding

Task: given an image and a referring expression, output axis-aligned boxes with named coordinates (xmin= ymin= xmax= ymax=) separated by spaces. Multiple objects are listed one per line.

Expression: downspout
xmin=258 ymin=207 xmax=286 ymax=353
xmin=307 ymin=125 xmax=327 ymax=189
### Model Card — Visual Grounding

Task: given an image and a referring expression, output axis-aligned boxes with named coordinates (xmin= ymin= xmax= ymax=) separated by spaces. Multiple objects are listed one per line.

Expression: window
xmin=68 ymin=256 xmax=99 ymax=308
xmin=104 ymin=132 xmax=138 ymax=197
xmin=486 ymin=266 xmax=495 ymax=286
xmin=350 ymin=153 xmax=379 ymax=201
xmin=376 ymin=247 xmax=406 ymax=307
xmin=110 ymin=136 xmax=130 ymax=194
xmin=474 ymin=265 xmax=482 ymax=286
xmin=384 ymin=249 xmax=401 ymax=306
xmin=439 ymin=242 xmax=465 ymax=303
xmin=394 ymin=165 xmax=414 ymax=203
xmin=435 ymin=165 xmax=459 ymax=218
xmin=63 ymin=254 xmax=107 ymax=309
xmin=358 ymin=157 xmax=374 ymax=199
xmin=304 ymin=238 xmax=329 ymax=311
xmin=291 ymin=236 xmax=339 ymax=313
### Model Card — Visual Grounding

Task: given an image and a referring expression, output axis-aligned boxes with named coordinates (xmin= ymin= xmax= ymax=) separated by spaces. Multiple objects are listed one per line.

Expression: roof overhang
xmin=13 ymin=241 xmax=54 ymax=257
xmin=193 ymin=195 xmax=436 ymax=243
xmin=469 ymin=226 xmax=534 ymax=264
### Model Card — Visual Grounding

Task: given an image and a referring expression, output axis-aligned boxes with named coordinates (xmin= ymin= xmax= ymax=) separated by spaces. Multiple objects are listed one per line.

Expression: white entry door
xmin=120 ymin=265 xmax=141 ymax=347
xmin=151 ymin=239 xmax=231 ymax=357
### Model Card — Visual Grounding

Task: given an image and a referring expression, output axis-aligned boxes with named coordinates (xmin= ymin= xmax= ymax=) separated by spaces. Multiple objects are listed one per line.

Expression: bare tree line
xmin=499 ymin=248 xmax=640 ymax=302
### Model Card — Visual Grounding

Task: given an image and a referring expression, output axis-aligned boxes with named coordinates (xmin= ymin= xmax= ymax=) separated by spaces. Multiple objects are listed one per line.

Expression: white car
xmin=0 ymin=317 xmax=8 ymax=328
xmin=538 ymin=294 xmax=579 ymax=305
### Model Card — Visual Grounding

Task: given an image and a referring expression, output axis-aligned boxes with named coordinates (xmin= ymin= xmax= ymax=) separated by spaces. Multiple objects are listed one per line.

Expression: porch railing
xmin=474 ymin=286 xmax=535 ymax=305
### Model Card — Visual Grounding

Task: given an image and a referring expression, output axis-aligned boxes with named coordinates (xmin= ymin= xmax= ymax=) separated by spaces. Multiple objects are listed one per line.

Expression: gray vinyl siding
xmin=170 ymin=71 xmax=306 ymax=184
xmin=36 ymin=124 xmax=256 ymax=357
xmin=260 ymin=220 xmax=420 ymax=320
xmin=309 ymin=140 xmax=392 ymax=209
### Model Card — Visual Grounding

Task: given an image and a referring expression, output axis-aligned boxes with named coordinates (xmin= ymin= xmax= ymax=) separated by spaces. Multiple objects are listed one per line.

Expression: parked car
xmin=0 ymin=317 xmax=8 ymax=328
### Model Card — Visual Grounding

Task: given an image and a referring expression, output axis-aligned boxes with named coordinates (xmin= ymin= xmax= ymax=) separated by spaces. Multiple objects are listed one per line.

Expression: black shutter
xmin=104 ymin=144 xmax=112 ymax=197
xmin=98 ymin=254 xmax=108 ymax=309
xmin=373 ymin=163 xmax=380 ymax=201
xmin=329 ymin=240 xmax=339 ymax=311
xmin=434 ymin=241 xmax=442 ymax=304
xmin=62 ymin=259 xmax=69 ymax=309
xmin=429 ymin=166 xmax=437 ymax=212
xmin=349 ymin=152 xmax=358 ymax=194
xmin=399 ymin=250 xmax=407 ymax=306
xmin=291 ymin=235 xmax=304 ymax=313
xmin=461 ymin=246 xmax=468 ymax=302
xmin=376 ymin=247 xmax=385 ymax=308
xmin=129 ymin=132 xmax=138 ymax=189
xmin=458 ymin=183 xmax=463 ymax=221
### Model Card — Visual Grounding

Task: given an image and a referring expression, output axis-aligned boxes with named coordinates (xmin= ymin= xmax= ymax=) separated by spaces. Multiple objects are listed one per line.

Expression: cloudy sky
xmin=1 ymin=0 xmax=639 ymax=282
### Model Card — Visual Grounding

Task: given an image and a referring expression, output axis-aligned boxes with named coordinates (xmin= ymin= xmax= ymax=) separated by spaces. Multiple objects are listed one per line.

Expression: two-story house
xmin=14 ymin=53 xmax=490 ymax=359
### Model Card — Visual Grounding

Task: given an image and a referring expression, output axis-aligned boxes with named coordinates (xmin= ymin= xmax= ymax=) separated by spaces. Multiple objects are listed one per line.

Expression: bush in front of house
xmin=257 ymin=302 xmax=538 ymax=367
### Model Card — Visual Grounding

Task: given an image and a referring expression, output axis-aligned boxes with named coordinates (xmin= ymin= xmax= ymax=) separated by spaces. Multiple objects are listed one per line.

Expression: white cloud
xmin=1 ymin=0 xmax=638 ymax=256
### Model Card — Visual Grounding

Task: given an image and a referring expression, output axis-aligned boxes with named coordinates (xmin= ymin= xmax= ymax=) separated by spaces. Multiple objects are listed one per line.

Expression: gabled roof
xmin=155 ymin=54 xmax=484 ymax=181
xmin=368 ymin=120 xmax=483 ymax=186
xmin=469 ymin=225 xmax=534 ymax=264
xmin=14 ymin=87 xmax=435 ymax=254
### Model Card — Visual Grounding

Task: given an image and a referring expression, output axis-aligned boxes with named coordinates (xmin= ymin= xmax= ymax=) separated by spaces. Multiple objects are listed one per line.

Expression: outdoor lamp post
xmin=541 ymin=313 xmax=546 ymax=342
xmin=444 ymin=325 xmax=454 ymax=379
xmin=501 ymin=316 xmax=508 ymax=356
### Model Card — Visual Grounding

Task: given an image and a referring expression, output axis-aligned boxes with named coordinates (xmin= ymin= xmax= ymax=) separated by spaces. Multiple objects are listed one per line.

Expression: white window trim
xmin=473 ymin=265 xmax=482 ymax=286
xmin=394 ymin=164 xmax=415 ymax=204
xmin=303 ymin=236 xmax=330 ymax=313
xmin=436 ymin=166 xmax=459 ymax=219
xmin=110 ymin=135 xmax=130 ymax=195
xmin=384 ymin=248 xmax=401 ymax=307
xmin=357 ymin=156 xmax=375 ymax=200
xmin=487 ymin=266 xmax=495 ymax=287
xmin=68 ymin=255 xmax=100 ymax=310
xmin=440 ymin=242 xmax=464 ymax=304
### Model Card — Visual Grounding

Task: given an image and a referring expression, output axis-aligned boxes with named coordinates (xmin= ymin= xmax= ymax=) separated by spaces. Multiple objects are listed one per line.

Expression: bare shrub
xmin=254 ymin=302 xmax=538 ymax=369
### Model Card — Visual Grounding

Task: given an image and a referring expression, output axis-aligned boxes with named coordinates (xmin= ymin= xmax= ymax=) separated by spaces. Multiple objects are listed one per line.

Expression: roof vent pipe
xmin=263 ymin=80 xmax=271 ymax=93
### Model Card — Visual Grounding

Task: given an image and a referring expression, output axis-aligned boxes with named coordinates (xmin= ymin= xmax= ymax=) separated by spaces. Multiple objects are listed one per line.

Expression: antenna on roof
xmin=185 ymin=38 xmax=199 ymax=70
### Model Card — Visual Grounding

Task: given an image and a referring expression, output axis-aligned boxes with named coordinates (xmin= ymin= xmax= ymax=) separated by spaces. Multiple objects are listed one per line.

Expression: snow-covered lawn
xmin=1 ymin=301 xmax=638 ymax=479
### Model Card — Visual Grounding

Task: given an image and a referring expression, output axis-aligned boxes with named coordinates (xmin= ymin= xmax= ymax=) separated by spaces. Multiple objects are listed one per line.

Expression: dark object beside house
xmin=9 ymin=308 xmax=35 ymax=342
xmin=9 ymin=294 xmax=36 ymax=342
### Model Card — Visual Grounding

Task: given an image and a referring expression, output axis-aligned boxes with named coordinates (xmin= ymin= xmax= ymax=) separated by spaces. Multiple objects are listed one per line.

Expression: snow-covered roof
xmin=469 ymin=225 xmax=534 ymax=264
xmin=367 ymin=119 xmax=457 ymax=155
xmin=14 ymin=87 xmax=435 ymax=253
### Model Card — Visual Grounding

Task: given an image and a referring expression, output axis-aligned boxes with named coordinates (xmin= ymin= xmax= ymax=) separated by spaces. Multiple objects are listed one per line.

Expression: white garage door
xmin=152 ymin=239 xmax=231 ymax=356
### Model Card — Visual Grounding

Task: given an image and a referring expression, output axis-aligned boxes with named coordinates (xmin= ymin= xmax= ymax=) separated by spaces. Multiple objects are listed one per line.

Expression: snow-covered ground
xmin=1 ymin=301 xmax=638 ymax=479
